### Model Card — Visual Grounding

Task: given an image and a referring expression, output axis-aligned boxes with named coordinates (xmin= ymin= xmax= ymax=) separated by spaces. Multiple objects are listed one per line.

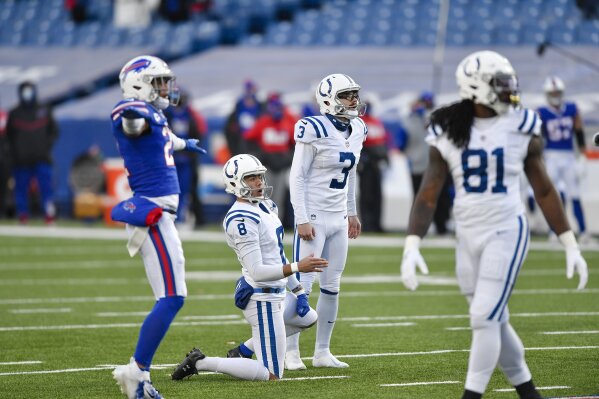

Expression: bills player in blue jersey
xmin=111 ymin=55 xmax=206 ymax=399
xmin=537 ymin=76 xmax=591 ymax=243
xmin=170 ymin=154 xmax=327 ymax=382
xmin=286 ymin=74 xmax=367 ymax=370
xmin=400 ymin=51 xmax=588 ymax=399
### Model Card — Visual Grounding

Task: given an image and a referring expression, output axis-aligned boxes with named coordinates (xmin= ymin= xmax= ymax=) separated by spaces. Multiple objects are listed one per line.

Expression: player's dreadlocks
xmin=429 ymin=99 xmax=475 ymax=149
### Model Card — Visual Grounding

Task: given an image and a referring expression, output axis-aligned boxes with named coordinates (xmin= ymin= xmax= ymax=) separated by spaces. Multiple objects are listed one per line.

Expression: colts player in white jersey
xmin=286 ymin=74 xmax=367 ymax=370
xmin=111 ymin=56 xmax=207 ymax=399
xmin=400 ymin=51 xmax=588 ymax=399
xmin=171 ymin=154 xmax=328 ymax=381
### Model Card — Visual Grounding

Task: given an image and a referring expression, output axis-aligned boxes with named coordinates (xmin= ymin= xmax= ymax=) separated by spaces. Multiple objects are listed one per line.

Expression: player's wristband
xmin=290 ymin=262 xmax=299 ymax=273
xmin=558 ymin=230 xmax=578 ymax=250
xmin=404 ymin=235 xmax=421 ymax=253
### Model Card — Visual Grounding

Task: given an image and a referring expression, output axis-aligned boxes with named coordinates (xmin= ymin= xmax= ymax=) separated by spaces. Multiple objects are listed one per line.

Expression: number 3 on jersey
xmin=330 ymin=152 xmax=356 ymax=189
xmin=462 ymin=147 xmax=507 ymax=193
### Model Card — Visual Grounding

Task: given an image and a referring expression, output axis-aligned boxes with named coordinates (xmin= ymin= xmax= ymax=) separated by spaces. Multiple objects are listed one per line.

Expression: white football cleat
xmin=285 ymin=350 xmax=307 ymax=370
xmin=113 ymin=357 xmax=164 ymax=399
xmin=312 ymin=350 xmax=349 ymax=368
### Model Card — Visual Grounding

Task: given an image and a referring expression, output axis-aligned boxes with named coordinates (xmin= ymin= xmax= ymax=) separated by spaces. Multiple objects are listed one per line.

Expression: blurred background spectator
xmin=114 ymin=0 xmax=159 ymax=29
xmin=358 ymin=100 xmax=389 ymax=233
xmin=0 ymin=100 xmax=8 ymax=219
xmin=403 ymin=91 xmax=452 ymax=235
xmin=224 ymin=80 xmax=263 ymax=156
xmin=164 ymin=90 xmax=208 ymax=227
xmin=6 ymin=81 xmax=59 ymax=224
xmin=245 ymin=92 xmax=297 ymax=228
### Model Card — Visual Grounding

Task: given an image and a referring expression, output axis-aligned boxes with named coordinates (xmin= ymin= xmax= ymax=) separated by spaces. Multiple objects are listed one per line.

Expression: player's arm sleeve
xmin=227 ymin=217 xmax=285 ymax=282
xmin=122 ymin=117 xmax=148 ymax=136
xmin=168 ymin=131 xmax=186 ymax=151
xmin=289 ymin=141 xmax=315 ymax=225
xmin=347 ymin=165 xmax=357 ymax=216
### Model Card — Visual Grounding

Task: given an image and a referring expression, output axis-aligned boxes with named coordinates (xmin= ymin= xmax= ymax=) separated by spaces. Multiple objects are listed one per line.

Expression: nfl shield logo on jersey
xmin=123 ymin=201 xmax=137 ymax=213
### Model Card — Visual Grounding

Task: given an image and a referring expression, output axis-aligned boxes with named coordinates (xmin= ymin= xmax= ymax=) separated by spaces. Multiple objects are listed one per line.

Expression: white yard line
xmin=445 ymin=327 xmax=470 ymax=331
xmin=0 ymin=361 xmax=42 ymax=366
xmin=351 ymin=322 xmax=416 ymax=327
xmin=494 ymin=385 xmax=570 ymax=392
xmin=9 ymin=308 xmax=71 ymax=314
xmin=1 ymin=347 xmax=598 ymax=377
xmin=381 ymin=381 xmax=461 ymax=387
xmin=540 ymin=330 xmax=599 ymax=335
xmin=0 ymin=319 xmax=247 ymax=332
xmin=2 ymin=225 xmax=597 ymax=251
xmin=281 ymin=376 xmax=349 ymax=381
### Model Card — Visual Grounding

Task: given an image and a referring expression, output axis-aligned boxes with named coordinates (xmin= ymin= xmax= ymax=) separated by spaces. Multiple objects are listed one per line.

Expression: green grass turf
xmin=0 ymin=235 xmax=597 ymax=398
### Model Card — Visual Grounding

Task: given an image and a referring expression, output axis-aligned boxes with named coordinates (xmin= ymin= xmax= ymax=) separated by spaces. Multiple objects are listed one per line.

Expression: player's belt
xmin=253 ymin=287 xmax=286 ymax=294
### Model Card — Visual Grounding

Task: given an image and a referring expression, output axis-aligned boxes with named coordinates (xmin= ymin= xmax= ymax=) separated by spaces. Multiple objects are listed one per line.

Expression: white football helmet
xmin=315 ymin=73 xmax=366 ymax=119
xmin=119 ymin=55 xmax=179 ymax=110
xmin=455 ymin=50 xmax=520 ymax=115
xmin=543 ymin=76 xmax=565 ymax=108
xmin=223 ymin=154 xmax=273 ymax=203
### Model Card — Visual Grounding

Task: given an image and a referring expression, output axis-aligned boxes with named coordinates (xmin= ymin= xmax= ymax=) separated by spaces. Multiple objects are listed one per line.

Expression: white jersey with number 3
xmin=426 ymin=107 xmax=542 ymax=230
xmin=290 ymin=115 xmax=367 ymax=224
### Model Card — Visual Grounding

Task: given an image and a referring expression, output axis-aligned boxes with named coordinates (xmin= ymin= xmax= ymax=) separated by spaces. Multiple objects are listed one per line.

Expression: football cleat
xmin=227 ymin=345 xmax=252 ymax=359
xmin=285 ymin=350 xmax=307 ymax=370
xmin=171 ymin=347 xmax=205 ymax=380
xmin=113 ymin=357 xmax=164 ymax=399
xmin=312 ymin=350 xmax=349 ymax=368
xmin=137 ymin=380 xmax=164 ymax=399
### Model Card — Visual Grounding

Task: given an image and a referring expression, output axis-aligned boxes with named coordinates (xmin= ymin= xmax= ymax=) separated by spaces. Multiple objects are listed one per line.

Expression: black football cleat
xmin=171 ymin=347 xmax=205 ymax=380
xmin=226 ymin=345 xmax=252 ymax=359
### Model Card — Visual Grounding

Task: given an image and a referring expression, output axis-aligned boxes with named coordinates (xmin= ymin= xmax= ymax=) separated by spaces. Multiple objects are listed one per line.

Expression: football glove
xmin=566 ymin=247 xmax=588 ymax=290
xmin=184 ymin=139 xmax=207 ymax=154
xmin=296 ymin=293 xmax=310 ymax=317
xmin=400 ymin=235 xmax=429 ymax=291
xmin=559 ymin=230 xmax=588 ymax=290
xmin=121 ymin=106 xmax=149 ymax=120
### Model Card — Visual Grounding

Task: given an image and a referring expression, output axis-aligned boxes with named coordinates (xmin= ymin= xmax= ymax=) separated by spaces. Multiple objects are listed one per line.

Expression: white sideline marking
xmin=381 ymin=381 xmax=460 ymax=387
xmin=2 ymin=288 xmax=596 ymax=306
xmin=494 ymin=385 xmax=570 ymax=392
xmin=351 ymin=322 xmax=416 ymax=327
xmin=540 ymin=330 xmax=599 ymax=335
xmin=0 ymin=361 xmax=42 ymax=366
xmin=10 ymin=308 xmax=71 ymax=314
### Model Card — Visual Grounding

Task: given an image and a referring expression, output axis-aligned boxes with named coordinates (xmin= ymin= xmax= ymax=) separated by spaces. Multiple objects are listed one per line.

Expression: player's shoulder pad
xmin=426 ymin=123 xmax=444 ymax=138
xmin=111 ymin=99 xmax=152 ymax=121
xmin=258 ymin=200 xmax=277 ymax=214
xmin=353 ymin=117 xmax=368 ymax=136
xmin=515 ymin=108 xmax=541 ymax=136
xmin=295 ymin=116 xmax=329 ymax=143
xmin=224 ymin=207 xmax=261 ymax=233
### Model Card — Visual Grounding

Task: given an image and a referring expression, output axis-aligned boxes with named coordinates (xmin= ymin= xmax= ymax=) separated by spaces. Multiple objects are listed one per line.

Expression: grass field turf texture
xmin=0 ymin=230 xmax=597 ymax=398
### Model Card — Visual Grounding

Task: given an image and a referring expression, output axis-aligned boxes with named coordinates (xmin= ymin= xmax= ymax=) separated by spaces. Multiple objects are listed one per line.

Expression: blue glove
xmin=296 ymin=293 xmax=310 ymax=317
xmin=184 ymin=139 xmax=207 ymax=154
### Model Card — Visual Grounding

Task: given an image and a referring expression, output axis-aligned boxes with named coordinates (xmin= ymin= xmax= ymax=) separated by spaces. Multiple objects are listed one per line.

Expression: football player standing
xmin=110 ymin=55 xmax=206 ymax=399
xmin=286 ymin=74 xmax=367 ymax=370
xmin=537 ymin=76 xmax=592 ymax=243
xmin=400 ymin=51 xmax=588 ymax=399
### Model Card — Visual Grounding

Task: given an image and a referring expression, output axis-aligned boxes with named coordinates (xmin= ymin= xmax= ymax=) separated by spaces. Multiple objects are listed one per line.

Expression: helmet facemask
xmin=333 ymin=89 xmax=367 ymax=119
xmin=487 ymin=72 xmax=520 ymax=114
xmin=147 ymin=75 xmax=180 ymax=110
xmin=238 ymin=173 xmax=273 ymax=204
xmin=545 ymin=90 xmax=563 ymax=108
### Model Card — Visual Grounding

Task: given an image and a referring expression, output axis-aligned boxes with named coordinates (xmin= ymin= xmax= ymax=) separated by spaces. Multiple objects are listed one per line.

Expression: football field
xmin=0 ymin=228 xmax=597 ymax=398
